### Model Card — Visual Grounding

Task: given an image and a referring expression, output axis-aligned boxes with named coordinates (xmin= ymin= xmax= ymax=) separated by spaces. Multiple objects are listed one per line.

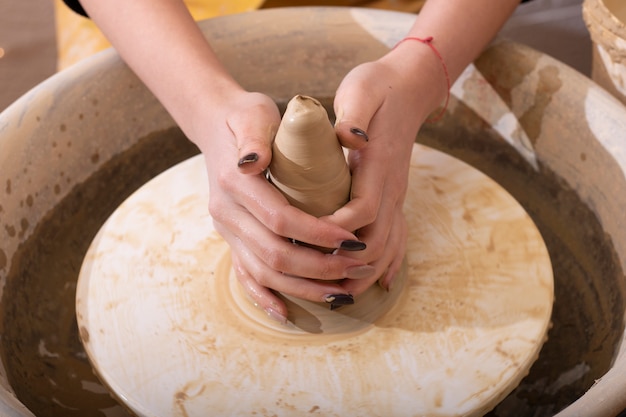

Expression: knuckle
xmin=366 ymin=239 xmax=385 ymax=260
xmin=359 ymin=201 xmax=379 ymax=226
xmin=262 ymin=247 xmax=290 ymax=272
xmin=211 ymin=218 xmax=226 ymax=236
xmin=253 ymin=272 xmax=272 ymax=288
xmin=208 ymin=198 xmax=226 ymax=222
xmin=305 ymin=222 xmax=332 ymax=247
xmin=215 ymin=170 xmax=237 ymax=193
xmin=263 ymin=210 xmax=289 ymax=236
xmin=317 ymin=260 xmax=337 ymax=280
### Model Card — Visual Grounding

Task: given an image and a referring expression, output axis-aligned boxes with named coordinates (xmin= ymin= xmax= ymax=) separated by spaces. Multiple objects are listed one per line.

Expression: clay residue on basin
xmin=604 ymin=0 xmax=626 ymax=23
xmin=583 ymin=0 xmax=626 ymax=105
xmin=0 ymin=127 xmax=198 ymax=417
xmin=419 ymin=95 xmax=625 ymax=415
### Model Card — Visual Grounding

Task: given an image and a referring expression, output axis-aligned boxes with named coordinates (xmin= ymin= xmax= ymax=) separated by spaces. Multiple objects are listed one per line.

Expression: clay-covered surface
xmin=75 ymin=146 xmax=553 ymax=417
xmin=0 ymin=7 xmax=625 ymax=417
xmin=583 ymin=0 xmax=626 ymax=104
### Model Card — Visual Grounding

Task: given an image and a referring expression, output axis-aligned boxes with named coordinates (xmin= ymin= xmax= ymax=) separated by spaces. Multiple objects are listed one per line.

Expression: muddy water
xmin=1 ymin=115 xmax=624 ymax=416
xmin=419 ymin=113 xmax=626 ymax=415
xmin=1 ymin=127 xmax=198 ymax=417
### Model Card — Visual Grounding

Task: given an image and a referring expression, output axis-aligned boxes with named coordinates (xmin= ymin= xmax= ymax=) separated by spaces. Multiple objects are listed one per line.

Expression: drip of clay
xmin=268 ymin=95 xmax=351 ymax=218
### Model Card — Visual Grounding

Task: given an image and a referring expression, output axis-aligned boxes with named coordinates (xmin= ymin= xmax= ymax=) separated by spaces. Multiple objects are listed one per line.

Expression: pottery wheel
xmin=76 ymin=144 xmax=554 ymax=417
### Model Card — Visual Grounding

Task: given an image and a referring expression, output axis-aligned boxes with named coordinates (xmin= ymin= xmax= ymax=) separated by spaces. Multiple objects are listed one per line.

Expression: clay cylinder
xmin=583 ymin=0 xmax=626 ymax=105
xmin=268 ymin=95 xmax=351 ymax=218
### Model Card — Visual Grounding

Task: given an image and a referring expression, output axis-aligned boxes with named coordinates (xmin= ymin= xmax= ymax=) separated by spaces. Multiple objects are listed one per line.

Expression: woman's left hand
xmin=328 ymin=42 xmax=447 ymax=296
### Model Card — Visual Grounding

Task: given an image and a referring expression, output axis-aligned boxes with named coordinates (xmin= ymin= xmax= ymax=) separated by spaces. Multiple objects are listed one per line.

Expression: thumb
xmin=228 ymin=95 xmax=280 ymax=175
xmin=333 ymin=83 xmax=380 ymax=150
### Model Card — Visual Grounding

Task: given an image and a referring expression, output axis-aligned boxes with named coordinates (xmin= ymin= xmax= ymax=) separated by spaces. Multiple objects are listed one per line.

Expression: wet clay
xmin=268 ymin=95 xmax=351 ymax=218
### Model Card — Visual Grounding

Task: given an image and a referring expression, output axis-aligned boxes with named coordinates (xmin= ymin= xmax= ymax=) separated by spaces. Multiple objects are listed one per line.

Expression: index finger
xmin=323 ymin=148 xmax=385 ymax=233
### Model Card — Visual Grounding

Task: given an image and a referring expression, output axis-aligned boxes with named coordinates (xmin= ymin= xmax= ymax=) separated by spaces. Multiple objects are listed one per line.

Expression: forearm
xmin=381 ymin=0 xmax=520 ymax=118
xmin=410 ymin=0 xmax=520 ymax=80
xmin=78 ymin=0 xmax=241 ymax=141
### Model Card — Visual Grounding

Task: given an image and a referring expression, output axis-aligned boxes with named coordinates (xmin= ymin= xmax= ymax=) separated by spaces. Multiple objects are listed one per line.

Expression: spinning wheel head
xmin=76 ymin=144 xmax=553 ymax=417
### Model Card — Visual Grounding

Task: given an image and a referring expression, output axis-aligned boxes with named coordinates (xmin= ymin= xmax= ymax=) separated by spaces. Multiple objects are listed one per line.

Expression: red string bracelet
xmin=393 ymin=36 xmax=451 ymax=123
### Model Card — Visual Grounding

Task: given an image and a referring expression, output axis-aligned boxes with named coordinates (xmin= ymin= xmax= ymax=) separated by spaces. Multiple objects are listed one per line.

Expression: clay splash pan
xmin=75 ymin=143 xmax=553 ymax=417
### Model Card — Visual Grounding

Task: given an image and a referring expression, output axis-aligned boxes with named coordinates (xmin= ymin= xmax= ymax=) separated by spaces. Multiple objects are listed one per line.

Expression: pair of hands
xmin=78 ymin=0 xmax=517 ymax=323
xmin=197 ymin=50 xmax=435 ymax=323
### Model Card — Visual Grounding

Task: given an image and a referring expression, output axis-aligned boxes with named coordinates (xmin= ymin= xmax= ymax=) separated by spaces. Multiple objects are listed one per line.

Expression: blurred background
xmin=0 ymin=0 xmax=589 ymax=112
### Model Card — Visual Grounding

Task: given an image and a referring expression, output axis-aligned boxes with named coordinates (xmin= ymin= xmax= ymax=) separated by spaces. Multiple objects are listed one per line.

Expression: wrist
xmin=381 ymin=37 xmax=451 ymax=123
xmin=176 ymin=73 xmax=244 ymax=150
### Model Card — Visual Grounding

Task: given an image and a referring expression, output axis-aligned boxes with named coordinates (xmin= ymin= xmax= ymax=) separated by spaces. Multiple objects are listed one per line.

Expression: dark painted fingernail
xmin=237 ymin=152 xmax=259 ymax=167
xmin=339 ymin=240 xmax=366 ymax=251
xmin=324 ymin=293 xmax=354 ymax=310
xmin=350 ymin=127 xmax=369 ymax=141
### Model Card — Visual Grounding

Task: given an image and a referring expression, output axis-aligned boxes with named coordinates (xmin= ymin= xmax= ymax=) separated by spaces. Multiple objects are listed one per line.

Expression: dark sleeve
xmin=62 ymin=0 xmax=88 ymax=17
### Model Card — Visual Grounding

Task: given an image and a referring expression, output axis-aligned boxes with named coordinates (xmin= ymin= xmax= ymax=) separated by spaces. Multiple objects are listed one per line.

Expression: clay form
xmin=268 ymin=95 xmax=351 ymax=218
xmin=75 ymin=144 xmax=553 ymax=417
